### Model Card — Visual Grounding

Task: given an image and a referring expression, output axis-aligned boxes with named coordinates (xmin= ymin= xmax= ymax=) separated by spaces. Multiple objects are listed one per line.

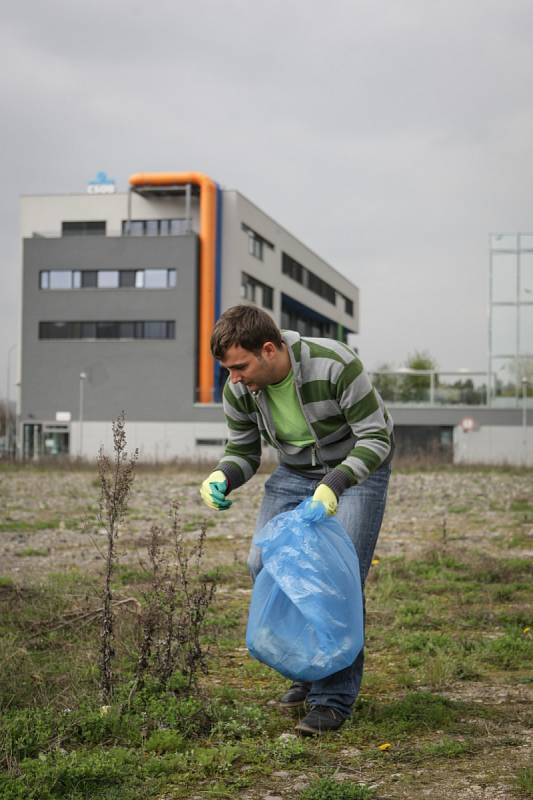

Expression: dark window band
xmin=282 ymin=252 xmax=337 ymax=305
xmin=39 ymin=321 xmax=176 ymax=340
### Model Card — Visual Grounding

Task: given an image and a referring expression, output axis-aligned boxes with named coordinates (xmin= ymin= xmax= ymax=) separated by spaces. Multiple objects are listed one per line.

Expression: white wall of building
xmin=69 ymin=420 xmax=278 ymax=465
xmin=454 ymin=425 xmax=533 ymax=466
xmin=70 ymin=420 xmax=229 ymax=462
xmin=21 ymin=193 xmax=199 ymax=237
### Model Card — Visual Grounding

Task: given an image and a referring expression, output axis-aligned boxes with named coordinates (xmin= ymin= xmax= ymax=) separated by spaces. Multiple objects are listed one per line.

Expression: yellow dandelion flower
xmin=523 ymin=627 xmax=531 ymax=635
xmin=378 ymin=742 xmax=391 ymax=751
xmin=371 ymin=558 xmax=380 ymax=566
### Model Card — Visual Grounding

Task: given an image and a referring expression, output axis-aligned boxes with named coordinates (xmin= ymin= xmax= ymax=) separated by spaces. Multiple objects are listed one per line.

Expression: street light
xmin=522 ymin=376 xmax=529 ymax=467
xmin=79 ymin=372 xmax=87 ymax=459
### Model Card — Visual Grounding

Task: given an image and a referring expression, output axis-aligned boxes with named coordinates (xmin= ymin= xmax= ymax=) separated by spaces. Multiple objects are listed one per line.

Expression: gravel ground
xmin=0 ymin=465 xmax=531 ymax=582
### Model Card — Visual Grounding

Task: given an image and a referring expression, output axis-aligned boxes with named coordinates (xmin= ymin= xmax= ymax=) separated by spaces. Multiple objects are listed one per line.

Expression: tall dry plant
xmin=172 ymin=504 xmax=217 ymax=688
xmin=97 ymin=412 xmax=138 ymax=702
xmin=134 ymin=502 xmax=216 ymax=695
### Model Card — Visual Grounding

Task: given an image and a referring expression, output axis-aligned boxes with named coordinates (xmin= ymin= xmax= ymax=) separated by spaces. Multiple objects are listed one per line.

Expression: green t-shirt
xmin=264 ymin=369 xmax=314 ymax=447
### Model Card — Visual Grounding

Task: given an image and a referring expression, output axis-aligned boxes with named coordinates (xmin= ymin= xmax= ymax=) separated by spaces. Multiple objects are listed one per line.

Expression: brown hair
xmin=210 ymin=305 xmax=283 ymax=359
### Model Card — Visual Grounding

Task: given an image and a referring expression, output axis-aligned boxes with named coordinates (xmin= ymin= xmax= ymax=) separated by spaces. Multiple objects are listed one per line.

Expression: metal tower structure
xmin=488 ymin=233 xmax=533 ymax=406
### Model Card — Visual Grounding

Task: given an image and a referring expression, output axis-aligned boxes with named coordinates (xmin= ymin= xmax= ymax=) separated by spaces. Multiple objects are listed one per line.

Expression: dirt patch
xmin=1 ymin=467 xmax=531 ymax=582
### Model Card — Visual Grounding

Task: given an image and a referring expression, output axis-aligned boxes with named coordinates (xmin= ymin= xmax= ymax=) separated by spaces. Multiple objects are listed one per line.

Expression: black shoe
xmin=279 ymin=682 xmax=310 ymax=709
xmin=295 ymin=705 xmax=346 ymax=735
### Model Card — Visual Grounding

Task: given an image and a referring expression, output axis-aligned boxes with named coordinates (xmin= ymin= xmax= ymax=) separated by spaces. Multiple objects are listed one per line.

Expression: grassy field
xmin=0 ymin=460 xmax=532 ymax=799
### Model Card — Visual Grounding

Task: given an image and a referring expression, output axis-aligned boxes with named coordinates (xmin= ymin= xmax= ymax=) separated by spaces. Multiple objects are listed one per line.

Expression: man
xmin=200 ymin=305 xmax=393 ymax=735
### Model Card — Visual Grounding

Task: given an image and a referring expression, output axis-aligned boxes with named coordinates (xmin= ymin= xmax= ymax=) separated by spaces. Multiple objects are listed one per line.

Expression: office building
xmin=20 ymin=172 xmax=359 ymax=459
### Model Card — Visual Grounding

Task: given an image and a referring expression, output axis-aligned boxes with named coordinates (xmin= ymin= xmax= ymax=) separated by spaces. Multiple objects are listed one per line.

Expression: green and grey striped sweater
xmin=216 ymin=331 xmax=394 ymax=498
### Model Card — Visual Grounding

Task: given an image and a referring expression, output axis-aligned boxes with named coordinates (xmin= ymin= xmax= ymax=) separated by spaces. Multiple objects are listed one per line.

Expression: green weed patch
xmin=515 ymin=765 xmax=533 ymax=797
xmin=0 ymin=518 xmax=61 ymax=533
xmin=300 ymin=778 xmax=374 ymax=799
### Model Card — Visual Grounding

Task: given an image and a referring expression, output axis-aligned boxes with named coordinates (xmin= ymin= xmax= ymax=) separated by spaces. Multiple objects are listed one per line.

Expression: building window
xmin=307 ymin=271 xmax=336 ymax=304
xmin=82 ymin=271 xmax=97 ymax=288
xmin=241 ymin=223 xmax=274 ymax=262
xmin=62 ymin=221 xmax=106 ymax=236
xmin=144 ymin=269 xmax=168 ymax=289
xmin=344 ymin=296 xmax=354 ymax=317
xmin=241 ymin=272 xmax=274 ymax=310
xmin=49 ymin=270 xmax=74 ymax=289
xmin=119 ymin=270 xmax=136 ymax=288
xmin=281 ymin=252 xmax=304 ymax=284
xmin=127 ymin=221 xmax=145 ymax=236
xmin=248 ymin=232 xmax=263 ymax=260
xmin=262 ymin=284 xmax=274 ymax=310
xmin=97 ymin=271 xmax=119 ymax=289
xmin=39 ymin=320 xmax=176 ymax=340
xmin=96 ymin=321 xmax=119 ymax=338
xmin=39 ymin=269 xmax=177 ymax=290
xmin=281 ymin=293 xmax=349 ymax=341
xmin=282 ymin=252 xmax=337 ymax=305
xmin=121 ymin=219 xmax=188 ymax=236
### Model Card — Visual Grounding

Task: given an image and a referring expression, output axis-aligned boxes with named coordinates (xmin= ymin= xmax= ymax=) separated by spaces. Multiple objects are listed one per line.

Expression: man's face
xmin=220 ymin=343 xmax=279 ymax=392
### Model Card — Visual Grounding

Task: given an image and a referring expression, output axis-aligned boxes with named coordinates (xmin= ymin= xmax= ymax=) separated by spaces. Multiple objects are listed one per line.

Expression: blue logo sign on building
xmin=87 ymin=171 xmax=116 ymax=194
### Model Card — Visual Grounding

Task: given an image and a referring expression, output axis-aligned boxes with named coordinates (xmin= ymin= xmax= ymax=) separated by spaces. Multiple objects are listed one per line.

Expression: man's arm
xmin=320 ymin=356 xmax=392 ymax=498
xmin=214 ymin=381 xmax=262 ymax=492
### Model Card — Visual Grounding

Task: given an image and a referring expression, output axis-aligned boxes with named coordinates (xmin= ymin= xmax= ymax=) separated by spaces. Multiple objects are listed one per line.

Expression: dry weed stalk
xmin=133 ymin=502 xmax=216 ymax=696
xmin=134 ymin=522 xmax=165 ymax=690
xmin=97 ymin=412 xmax=138 ymax=702
xmin=173 ymin=504 xmax=217 ymax=688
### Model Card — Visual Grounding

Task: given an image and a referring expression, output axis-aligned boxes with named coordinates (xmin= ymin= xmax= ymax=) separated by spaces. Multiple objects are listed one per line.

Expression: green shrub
xmin=399 ymin=631 xmax=454 ymax=655
xmin=145 ymin=729 xmax=185 ymax=754
xmin=0 ymin=747 xmax=143 ymax=800
xmin=209 ymin=701 xmax=266 ymax=740
xmin=300 ymin=777 xmax=374 ymax=800
xmin=0 ymin=706 xmax=144 ymax=766
xmin=0 ymin=708 xmax=57 ymax=763
xmin=515 ymin=765 xmax=533 ymax=797
xmin=420 ymin=737 xmax=473 ymax=758
xmin=353 ymin=691 xmax=461 ymax=740
xmin=127 ymin=685 xmax=212 ymax=738
xmin=482 ymin=629 xmax=533 ymax=669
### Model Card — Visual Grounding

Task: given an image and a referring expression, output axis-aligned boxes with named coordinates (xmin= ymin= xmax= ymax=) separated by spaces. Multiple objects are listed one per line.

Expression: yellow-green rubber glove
xmin=200 ymin=470 xmax=232 ymax=511
xmin=312 ymin=484 xmax=338 ymax=516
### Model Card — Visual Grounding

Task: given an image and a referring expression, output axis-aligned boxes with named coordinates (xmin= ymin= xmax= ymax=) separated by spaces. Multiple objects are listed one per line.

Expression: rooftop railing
xmin=194 ymin=370 xmax=532 ymax=408
xmin=369 ymin=369 xmax=533 ymax=408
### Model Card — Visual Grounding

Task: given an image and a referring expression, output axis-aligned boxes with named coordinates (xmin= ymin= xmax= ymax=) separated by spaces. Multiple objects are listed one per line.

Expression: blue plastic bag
xmin=246 ymin=498 xmax=364 ymax=682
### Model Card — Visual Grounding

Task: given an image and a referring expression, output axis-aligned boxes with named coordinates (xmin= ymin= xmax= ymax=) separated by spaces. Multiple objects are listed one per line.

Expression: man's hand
xmin=312 ymin=484 xmax=338 ymax=516
xmin=200 ymin=470 xmax=232 ymax=510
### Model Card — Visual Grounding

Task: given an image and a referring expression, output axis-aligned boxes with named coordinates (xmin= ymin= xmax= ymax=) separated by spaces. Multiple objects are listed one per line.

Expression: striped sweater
xmin=216 ymin=331 xmax=394 ymax=498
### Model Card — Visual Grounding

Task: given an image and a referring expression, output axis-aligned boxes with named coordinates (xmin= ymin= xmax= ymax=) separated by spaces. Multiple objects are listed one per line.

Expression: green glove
xmin=200 ymin=470 xmax=232 ymax=511
xmin=312 ymin=483 xmax=338 ymax=516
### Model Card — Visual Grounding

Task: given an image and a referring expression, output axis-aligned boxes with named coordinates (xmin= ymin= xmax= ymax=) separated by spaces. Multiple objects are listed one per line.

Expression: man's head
xmin=211 ymin=305 xmax=288 ymax=391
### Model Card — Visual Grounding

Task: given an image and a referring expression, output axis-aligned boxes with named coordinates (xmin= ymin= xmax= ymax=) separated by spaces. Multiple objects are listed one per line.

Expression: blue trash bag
xmin=245 ymin=498 xmax=364 ymax=682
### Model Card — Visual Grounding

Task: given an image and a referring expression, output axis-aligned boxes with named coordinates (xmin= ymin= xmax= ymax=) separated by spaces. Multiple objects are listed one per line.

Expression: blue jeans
xmin=248 ymin=461 xmax=391 ymax=718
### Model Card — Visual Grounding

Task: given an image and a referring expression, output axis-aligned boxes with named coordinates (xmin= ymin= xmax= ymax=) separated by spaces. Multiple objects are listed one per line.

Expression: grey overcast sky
xmin=3 ymin=0 xmax=533 ymax=398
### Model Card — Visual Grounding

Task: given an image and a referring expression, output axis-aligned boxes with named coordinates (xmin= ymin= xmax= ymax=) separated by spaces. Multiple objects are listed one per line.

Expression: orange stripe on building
xmin=129 ymin=172 xmax=216 ymax=403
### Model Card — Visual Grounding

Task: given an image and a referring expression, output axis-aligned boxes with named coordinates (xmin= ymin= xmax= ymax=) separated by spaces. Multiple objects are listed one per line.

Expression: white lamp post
xmin=522 ymin=376 xmax=529 ymax=467
xmin=79 ymin=372 xmax=87 ymax=459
